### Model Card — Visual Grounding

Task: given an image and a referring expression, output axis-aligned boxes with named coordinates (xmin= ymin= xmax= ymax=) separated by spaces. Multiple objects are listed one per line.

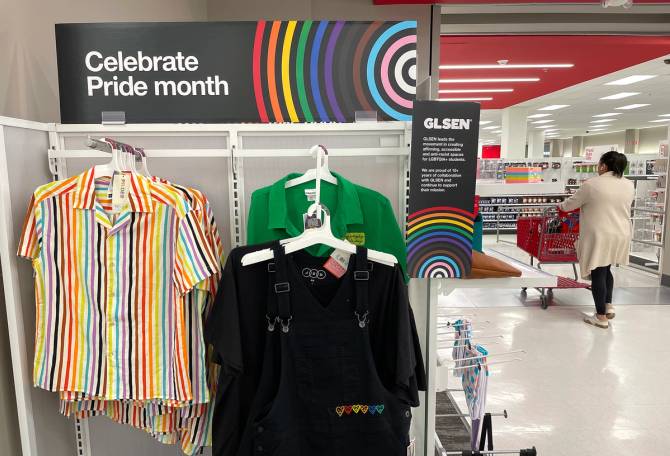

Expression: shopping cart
xmin=516 ymin=207 xmax=590 ymax=309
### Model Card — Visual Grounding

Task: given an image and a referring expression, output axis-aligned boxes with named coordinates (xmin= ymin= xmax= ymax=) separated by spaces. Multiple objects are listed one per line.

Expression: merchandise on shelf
xmin=505 ymin=166 xmax=542 ymax=184
xmin=477 ymin=158 xmax=564 ymax=183
xmin=479 ymin=194 xmax=567 ymax=233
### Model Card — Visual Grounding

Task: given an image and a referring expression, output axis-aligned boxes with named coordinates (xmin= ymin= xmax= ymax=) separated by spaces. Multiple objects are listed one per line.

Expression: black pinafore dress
xmin=239 ymin=244 xmax=412 ymax=456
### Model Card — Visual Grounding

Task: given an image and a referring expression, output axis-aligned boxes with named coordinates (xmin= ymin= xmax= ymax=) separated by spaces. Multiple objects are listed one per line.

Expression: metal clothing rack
xmin=437 ymin=410 xmax=507 ymax=419
xmin=435 ymin=315 xmax=532 ymax=456
xmin=443 ymin=449 xmax=537 ymax=456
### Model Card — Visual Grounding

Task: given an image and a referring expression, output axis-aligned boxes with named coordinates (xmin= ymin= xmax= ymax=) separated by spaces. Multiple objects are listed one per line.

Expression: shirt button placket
xmin=104 ymin=234 xmax=115 ymax=397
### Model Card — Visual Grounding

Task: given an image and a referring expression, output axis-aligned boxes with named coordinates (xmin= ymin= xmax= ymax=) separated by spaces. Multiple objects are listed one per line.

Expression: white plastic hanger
xmin=284 ymin=145 xmax=338 ymax=188
xmin=241 ymin=145 xmax=397 ymax=267
xmin=89 ymin=137 xmax=123 ymax=179
xmin=121 ymin=143 xmax=137 ymax=174
xmin=241 ymin=203 xmax=398 ymax=267
xmin=135 ymin=147 xmax=152 ymax=178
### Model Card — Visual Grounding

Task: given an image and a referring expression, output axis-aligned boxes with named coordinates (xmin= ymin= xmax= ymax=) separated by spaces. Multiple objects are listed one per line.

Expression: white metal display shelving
xmin=0 ymin=117 xmax=593 ymax=456
xmin=2 ymin=118 xmax=447 ymax=456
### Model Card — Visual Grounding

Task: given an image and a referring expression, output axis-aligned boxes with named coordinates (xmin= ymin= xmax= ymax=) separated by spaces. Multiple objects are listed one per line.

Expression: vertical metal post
xmin=232 ymin=131 xmax=247 ymax=246
xmin=74 ymin=417 xmax=91 ymax=456
xmin=48 ymin=130 xmax=67 ymax=180
xmin=402 ymin=123 xmax=412 ymax=232
xmin=0 ymin=124 xmax=39 ymax=456
xmin=228 ymin=127 xmax=244 ymax=248
xmin=424 ymin=279 xmax=439 ymax=456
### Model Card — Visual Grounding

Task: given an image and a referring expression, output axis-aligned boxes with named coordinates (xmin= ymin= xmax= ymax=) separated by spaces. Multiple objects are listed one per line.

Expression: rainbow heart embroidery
xmin=336 ymin=404 xmax=384 ymax=417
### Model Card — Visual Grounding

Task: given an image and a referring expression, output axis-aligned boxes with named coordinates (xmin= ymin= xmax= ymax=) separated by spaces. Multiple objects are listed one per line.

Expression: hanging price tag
xmin=303 ymin=213 xmax=322 ymax=230
xmin=111 ymin=173 xmax=130 ymax=213
xmin=304 ymin=188 xmax=317 ymax=202
xmin=324 ymin=249 xmax=350 ymax=278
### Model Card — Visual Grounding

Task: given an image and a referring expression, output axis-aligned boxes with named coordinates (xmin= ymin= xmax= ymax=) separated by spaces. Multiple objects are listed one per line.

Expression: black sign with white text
xmin=406 ymin=101 xmax=480 ymax=279
xmin=55 ymin=21 xmax=418 ymax=123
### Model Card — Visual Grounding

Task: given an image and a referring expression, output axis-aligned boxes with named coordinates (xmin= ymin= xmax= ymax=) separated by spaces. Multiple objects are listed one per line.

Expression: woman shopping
xmin=559 ymin=151 xmax=634 ymax=329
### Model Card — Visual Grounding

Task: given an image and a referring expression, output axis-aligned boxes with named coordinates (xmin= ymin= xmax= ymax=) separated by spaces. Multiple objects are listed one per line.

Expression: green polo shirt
xmin=246 ymin=172 xmax=408 ymax=281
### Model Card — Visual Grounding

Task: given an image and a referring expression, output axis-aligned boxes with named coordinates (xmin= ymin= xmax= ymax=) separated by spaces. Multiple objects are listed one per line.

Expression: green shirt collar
xmin=267 ymin=172 xmax=364 ymax=238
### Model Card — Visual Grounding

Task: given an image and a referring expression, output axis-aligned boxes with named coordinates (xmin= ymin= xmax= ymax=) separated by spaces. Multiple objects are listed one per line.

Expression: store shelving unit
xmin=559 ymin=152 xmax=667 ymax=276
xmin=479 ymin=194 xmax=567 ymax=242
xmin=628 ymin=148 xmax=668 ymax=274
xmin=478 ymin=154 xmax=668 ymax=271
xmin=477 ymin=159 xmax=568 ymax=238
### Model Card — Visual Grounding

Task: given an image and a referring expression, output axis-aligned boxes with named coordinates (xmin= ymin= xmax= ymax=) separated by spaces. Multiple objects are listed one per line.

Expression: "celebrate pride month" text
xmin=84 ymin=51 xmax=229 ymax=97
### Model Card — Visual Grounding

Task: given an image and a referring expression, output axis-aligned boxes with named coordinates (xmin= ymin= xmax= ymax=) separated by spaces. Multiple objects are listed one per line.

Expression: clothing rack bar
xmin=449 ymin=340 xmax=502 ymax=347
xmin=440 ymin=320 xmax=491 ymax=326
xmin=436 ymin=409 xmax=508 ymax=419
xmin=235 ymin=147 xmax=408 ymax=157
xmin=448 ymin=335 xmax=504 ymax=340
xmin=85 ymin=137 xmax=113 ymax=153
xmin=48 ymin=149 xmax=232 ymax=159
xmin=446 ymin=357 xmax=524 ymax=370
xmin=86 ymin=136 xmax=146 ymax=156
xmin=450 ymin=349 xmax=526 ymax=363
xmin=443 ymin=448 xmax=537 ymax=455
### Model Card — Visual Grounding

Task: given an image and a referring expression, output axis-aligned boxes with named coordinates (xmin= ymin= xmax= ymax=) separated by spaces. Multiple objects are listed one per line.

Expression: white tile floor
xmin=437 ymin=237 xmax=670 ymax=456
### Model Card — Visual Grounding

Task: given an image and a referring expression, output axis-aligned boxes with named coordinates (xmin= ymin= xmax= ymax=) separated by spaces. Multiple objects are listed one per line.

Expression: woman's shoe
xmin=584 ymin=313 xmax=609 ymax=329
xmin=606 ymin=305 xmax=615 ymax=320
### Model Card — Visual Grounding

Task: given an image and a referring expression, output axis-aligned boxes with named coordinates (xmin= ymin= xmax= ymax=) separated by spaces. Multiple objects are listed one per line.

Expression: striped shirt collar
xmin=72 ymin=167 xmax=153 ymax=213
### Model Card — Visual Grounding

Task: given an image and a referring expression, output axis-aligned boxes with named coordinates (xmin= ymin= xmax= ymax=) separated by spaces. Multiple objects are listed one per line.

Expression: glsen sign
xmin=55 ymin=21 xmax=417 ymax=124
xmin=406 ymin=101 xmax=480 ymax=279
xmin=423 ymin=118 xmax=472 ymax=130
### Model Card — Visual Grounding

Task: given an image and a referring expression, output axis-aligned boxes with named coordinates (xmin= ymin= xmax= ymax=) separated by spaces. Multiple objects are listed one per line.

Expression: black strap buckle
xmin=274 ymin=282 xmax=290 ymax=293
xmin=279 ymin=316 xmax=293 ymax=333
xmin=355 ymin=311 xmax=369 ymax=328
xmin=353 ymin=270 xmax=370 ymax=281
xmin=267 ymin=262 xmax=276 ymax=273
xmin=266 ymin=315 xmax=278 ymax=332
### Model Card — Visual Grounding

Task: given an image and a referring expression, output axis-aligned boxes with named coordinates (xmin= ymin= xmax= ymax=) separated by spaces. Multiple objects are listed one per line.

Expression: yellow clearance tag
xmin=345 ymin=232 xmax=365 ymax=246
xmin=111 ymin=173 xmax=130 ymax=213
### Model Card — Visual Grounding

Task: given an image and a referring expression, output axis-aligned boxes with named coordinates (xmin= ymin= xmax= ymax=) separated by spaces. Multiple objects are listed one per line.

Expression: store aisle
xmin=440 ymin=306 xmax=670 ymax=456
xmin=484 ymin=235 xmax=659 ymax=288
xmin=439 ymin=284 xmax=670 ymax=309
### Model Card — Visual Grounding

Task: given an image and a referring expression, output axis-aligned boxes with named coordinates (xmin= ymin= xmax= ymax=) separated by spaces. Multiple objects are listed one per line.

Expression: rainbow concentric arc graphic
xmin=253 ymin=20 xmax=417 ymax=122
xmin=407 ymin=206 xmax=475 ymax=278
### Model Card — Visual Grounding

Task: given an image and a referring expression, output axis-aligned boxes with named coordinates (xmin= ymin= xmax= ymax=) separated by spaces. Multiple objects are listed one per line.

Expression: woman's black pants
xmin=590 ymin=265 xmax=613 ymax=315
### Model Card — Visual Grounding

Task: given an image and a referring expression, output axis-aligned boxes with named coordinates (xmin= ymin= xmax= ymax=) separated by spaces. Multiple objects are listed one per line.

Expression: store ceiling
xmin=440 ymin=35 xmax=670 ymax=110
xmin=478 ymin=54 xmax=670 ymax=143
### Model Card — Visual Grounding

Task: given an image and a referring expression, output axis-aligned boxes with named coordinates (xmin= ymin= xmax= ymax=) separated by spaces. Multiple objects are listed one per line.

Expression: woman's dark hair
xmin=599 ymin=151 xmax=627 ymax=178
